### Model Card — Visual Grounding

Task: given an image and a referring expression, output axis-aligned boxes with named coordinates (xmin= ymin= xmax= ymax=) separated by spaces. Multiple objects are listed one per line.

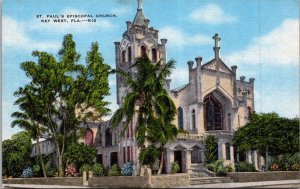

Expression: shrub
xmin=216 ymin=166 xmax=227 ymax=176
xmin=235 ymin=162 xmax=256 ymax=172
xmin=291 ymin=163 xmax=300 ymax=171
xmin=65 ymin=164 xmax=78 ymax=177
xmin=270 ymin=163 xmax=281 ymax=171
xmin=206 ymin=163 xmax=216 ymax=172
xmin=226 ymin=164 xmax=234 ymax=172
xmin=32 ymin=164 xmax=41 ymax=177
xmin=108 ymin=164 xmax=121 ymax=176
xmin=79 ymin=164 xmax=91 ymax=176
xmin=92 ymin=163 xmax=106 ymax=177
xmin=121 ymin=162 xmax=134 ymax=176
xmin=46 ymin=166 xmax=57 ymax=177
xmin=21 ymin=167 xmax=33 ymax=178
xmin=171 ymin=161 xmax=180 ymax=174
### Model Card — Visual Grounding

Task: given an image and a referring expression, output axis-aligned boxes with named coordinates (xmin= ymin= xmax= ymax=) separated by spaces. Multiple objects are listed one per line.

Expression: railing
xmin=205 ymin=130 xmax=234 ymax=136
xmin=176 ymin=133 xmax=204 ymax=140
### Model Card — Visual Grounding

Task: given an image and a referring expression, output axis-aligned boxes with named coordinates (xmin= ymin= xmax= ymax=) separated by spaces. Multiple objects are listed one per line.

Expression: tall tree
xmin=204 ymin=135 xmax=218 ymax=164
xmin=111 ymin=56 xmax=177 ymax=174
xmin=12 ymin=34 xmax=110 ymax=176
xmin=233 ymin=112 xmax=299 ymax=170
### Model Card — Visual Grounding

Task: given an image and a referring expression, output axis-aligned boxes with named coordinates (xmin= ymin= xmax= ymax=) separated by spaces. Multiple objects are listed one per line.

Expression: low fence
xmin=89 ymin=176 xmax=150 ymax=188
xmin=151 ymin=173 xmax=190 ymax=188
xmin=2 ymin=177 xmax=82 ymax=186
xmin=228 ymin=171 xmax=300 ymax=182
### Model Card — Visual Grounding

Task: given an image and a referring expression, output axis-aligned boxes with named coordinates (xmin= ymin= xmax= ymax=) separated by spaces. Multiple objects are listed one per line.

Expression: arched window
xmin=151 ymin=48 xmax=157 ymax=62
xmin=128 ymin=46 xmax=132 ymax=62
xmin=85 ymin=128 xmax=94 ymax=147
xmin=204 ymin=96 xmax=223 ymax=131
xmin=178 ymin=107 xmax=184 ymax=129
xmin=122 ymin=50 xmax=126 ymax=62
xmin=192 ymin=109 xmax=196 ymax=130
xmin=105 ymin=128 xmax=112 ymax=146
xmin=226 ymin=142 xmax=231 ymax=160
xmin=141 ymin=45 xmax=147 ymax=57
xmin=228 ymin=113 xmax=231 ymax=131
xmin=191 ymin=146 xmax=202 ymax=163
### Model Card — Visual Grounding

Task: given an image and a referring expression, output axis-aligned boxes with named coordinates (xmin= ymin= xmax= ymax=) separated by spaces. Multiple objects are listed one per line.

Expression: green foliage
xmin=2 ymin=131 xmax=33 ymax=177
xmin=226 ymin=164 xmax=234 ymax=172
xmin=216 ymin=167 xmax=227 ymax=177
xmin=12 ymin=34 xmax=110 ymax=176
xmin=92 ymin=163 xmax=106 ymax=177
xmin=235 ymin=162 xmax=256 ymax=172
xmin=204 ymin=135 xmax=218 ymax=163
xmin=233 ymin=113 xmax=299 ymax=156
xmin=79 ymin=164 xmax=91 ymax=176
xmin=108 ymin=164 xmax=121 ymax=176
xmin=268 ymin=153 xmax=300 ymax=171
xmin=32 ymin=164 xmax=41 ymax=177
xmin=205 ymin=159 xmax=224 ymax=172
xmin=65 ymin=142 xmax=96 ymax=170
xmin=139 ymin=145 xmax=160 ymax=166
xmin=171 ymin=161 xmax=180 ymax=174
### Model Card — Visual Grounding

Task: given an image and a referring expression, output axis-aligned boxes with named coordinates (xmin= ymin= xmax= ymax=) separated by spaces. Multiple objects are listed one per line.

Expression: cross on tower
xmin=138 ymin=0 xmax=142 ymax=10
xmin=213 ymin=33 xmax=221 ymax=48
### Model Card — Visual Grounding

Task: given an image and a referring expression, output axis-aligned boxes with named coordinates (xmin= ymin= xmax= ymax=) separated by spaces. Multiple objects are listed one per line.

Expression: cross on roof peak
xmin=213 ymin=33 xmax=221 ymax=48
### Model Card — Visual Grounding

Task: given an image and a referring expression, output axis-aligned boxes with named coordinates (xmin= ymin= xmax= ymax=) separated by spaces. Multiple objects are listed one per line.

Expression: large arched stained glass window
xmin=178 ymin=107 xmax=184 ymax=129
xmin=204 ymin=95 xmax=223 ymax=131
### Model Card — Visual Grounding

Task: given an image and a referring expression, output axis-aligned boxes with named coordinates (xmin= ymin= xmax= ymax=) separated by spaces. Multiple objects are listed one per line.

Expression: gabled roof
xmin=171 ymin=83 xmax=190 ymax=93
xmin=201 ymin=58 xmax=233 ymax=74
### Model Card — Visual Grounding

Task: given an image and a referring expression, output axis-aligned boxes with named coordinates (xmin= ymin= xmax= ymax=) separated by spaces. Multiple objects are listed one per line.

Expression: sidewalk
xmin=184 ymin=179 xmax=300 ymax=188
xmin=3 ymin=179 xmax=300 ymax=188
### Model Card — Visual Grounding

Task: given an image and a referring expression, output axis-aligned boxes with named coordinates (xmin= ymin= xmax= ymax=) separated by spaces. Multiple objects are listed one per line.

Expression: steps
xmin=190 ymin=177 xmax=234 ymax=185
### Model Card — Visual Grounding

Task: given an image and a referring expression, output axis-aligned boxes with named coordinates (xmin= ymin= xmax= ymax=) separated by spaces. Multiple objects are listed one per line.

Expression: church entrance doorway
xmin=174 ymin=150 xmax=183 ymax=173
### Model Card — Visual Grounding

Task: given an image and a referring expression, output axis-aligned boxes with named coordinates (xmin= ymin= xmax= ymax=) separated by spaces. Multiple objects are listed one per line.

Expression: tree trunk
xmin=58 ymin=150 xmax=64 ymax=177
xmin=157 ymin=151 xmax=164 ymax=175
xmin=265 ymin=146 xmax=269 ymax=172
xmin=37 ymin=138 xmax=47 ymax=178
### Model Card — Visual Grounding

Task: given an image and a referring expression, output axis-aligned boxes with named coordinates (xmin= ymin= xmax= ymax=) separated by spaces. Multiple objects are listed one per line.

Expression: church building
xmin=32 ymin=0 xmax=265 ymax=174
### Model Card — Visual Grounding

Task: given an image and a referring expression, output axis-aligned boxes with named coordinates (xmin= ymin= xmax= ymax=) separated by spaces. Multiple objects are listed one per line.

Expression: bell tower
xmin=114 ymin=0 xmax=168 ymax=105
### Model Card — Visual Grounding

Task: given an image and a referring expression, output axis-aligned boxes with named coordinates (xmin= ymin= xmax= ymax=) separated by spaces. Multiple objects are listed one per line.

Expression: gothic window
xmin=128 ymin=46 xmax=132 ymax=62
xmin=191 ymin=146 xmax=202 ymax=163
xmin=122 ymin=50 xmax=126 ymax=62
xmin=228 ymin=113 xmax=231 ymax=131
xmin=151 ymin=48 xmax=157 ymax=62
xmin=85 ymin=128 xmax=94 ymax=147
xmin=226 ymin=142 xmax=231 ymax=160
xmin=204 ymin=95 xmax=223 ymax=131
xmin=178 ymin=107 xmax=184 ymax=129
xmin=141 ymin=45 xmax=147 ymax=57
xmin=105 ymin=128 xmax=112 ymax=146
xmin=192 ymin=109 xmax=196 ymax=130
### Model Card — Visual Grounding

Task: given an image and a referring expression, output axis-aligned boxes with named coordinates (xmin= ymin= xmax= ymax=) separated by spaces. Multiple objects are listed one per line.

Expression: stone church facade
xmin=32 ymin=0 xmax=265 ymax=174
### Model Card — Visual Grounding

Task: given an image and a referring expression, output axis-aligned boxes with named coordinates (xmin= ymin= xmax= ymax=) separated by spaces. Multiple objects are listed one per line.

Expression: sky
xmin=2 ymin=0 xmax=299 ymax=140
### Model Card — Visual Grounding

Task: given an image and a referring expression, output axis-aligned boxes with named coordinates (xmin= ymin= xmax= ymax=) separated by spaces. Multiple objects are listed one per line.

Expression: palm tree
xmin=11 ymin=87 xmax=48 ymax=177
xmin=111 ymin=56 xmax=176 ymax=173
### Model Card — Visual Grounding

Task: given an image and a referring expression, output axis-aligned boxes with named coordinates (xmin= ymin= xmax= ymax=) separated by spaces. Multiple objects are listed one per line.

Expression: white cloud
xmin=160 ymin=26 xmax=210 ymax=47
xmin=3 ymin=16 xmax=60 ymax=51
xmin=111 ymin=7 xmax=130 ymax=16
xmin=225 ymin=19 xmax=299 ymax=66
xmin=189 ymin=4 xmax=236 ymax=24
xmin=255 ymin=90 xmax=299 ymax=118
xmin=30 ymin=8 xmax=114 ymax=33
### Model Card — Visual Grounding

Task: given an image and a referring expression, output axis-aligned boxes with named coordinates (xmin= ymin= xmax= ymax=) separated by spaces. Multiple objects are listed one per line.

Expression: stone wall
xmin=89 ymin=176 xmax=150 ymax=188
xmin=150 ymin=173 xmax=190 ymax=188
xmin=228 ymin=171 xmax=300 ymax=182
xmin=3 ymin=177 xmax=82 ymax=186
